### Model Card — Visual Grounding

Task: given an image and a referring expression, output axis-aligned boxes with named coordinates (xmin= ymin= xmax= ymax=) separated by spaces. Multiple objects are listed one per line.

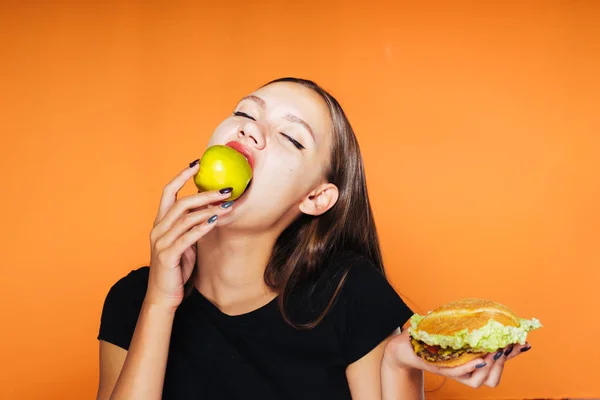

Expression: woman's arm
xmin=381 ymin=329 xmax=423 ymax=400
xmin=345 ymin=338 xmax=387 ymax=399
xmin=97 ymin=302 xmax=175 ymax=400
xmin=97 ymin=342 xmax=126 ymax=399
xmin=381 ymin=361 xmax=423 ymax=400
xmin=97 ymin=163 xmax=235 ymax=399
xmin=346 ymin=329 xmax=423 ymax=400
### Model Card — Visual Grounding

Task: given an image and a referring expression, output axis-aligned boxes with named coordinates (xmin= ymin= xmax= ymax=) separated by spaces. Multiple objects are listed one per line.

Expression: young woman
xmin=97 ymin=78 xmax=528 ymax=399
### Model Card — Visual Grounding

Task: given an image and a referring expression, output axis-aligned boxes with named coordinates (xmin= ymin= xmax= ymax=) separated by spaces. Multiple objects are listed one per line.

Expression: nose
xmin=237 ymin=121 xmax=266 ymax=150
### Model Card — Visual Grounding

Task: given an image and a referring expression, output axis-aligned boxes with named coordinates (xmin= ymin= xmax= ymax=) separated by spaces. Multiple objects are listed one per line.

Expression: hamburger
xmin=408 ymin=298 xmax=542 ymax=367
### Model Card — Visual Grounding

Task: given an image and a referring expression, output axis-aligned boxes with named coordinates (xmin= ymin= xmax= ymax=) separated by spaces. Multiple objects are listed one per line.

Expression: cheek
xmin=207 ymin=119 xmax=236 ymax=146
xmin=261 ymin=155 xmax=318 ymax=195
xmin=269 ymin=154 xmax=301 ymax=182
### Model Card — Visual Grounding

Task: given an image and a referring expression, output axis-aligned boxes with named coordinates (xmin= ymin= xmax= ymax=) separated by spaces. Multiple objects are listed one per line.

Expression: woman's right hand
xmin=145 ymin=160 xmax=235 ymax=312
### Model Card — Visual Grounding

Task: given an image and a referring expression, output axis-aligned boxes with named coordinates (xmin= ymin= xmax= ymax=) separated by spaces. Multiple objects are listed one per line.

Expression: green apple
xmin=193 ymin=145 xmax=253 ymax=200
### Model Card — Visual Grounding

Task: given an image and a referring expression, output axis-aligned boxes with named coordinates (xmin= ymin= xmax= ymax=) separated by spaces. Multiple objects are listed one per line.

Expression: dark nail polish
xmin=189 ymin=159 xmax=200 ymax=168
xmin=219 ymin=187 xmax=233 ymax=194
xmin=475 ymin=363 xmax=487 ymax=369
xmin=520 ymin=345 xmax=532 ymax=353
xmin=207 ymin=215 xmax=218 ymax=224
xmin=504 ymin=346 xmax=514 ymax=357
xmin=494 ymin=350 xmax=504 ymax=361
xmin=221 ymin=201 xmax=234 ymax=209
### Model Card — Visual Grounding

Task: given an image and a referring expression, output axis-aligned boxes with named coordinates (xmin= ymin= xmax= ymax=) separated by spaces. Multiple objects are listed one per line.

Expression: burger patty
xmin=411 ymin=338 xmax=476 ymax=362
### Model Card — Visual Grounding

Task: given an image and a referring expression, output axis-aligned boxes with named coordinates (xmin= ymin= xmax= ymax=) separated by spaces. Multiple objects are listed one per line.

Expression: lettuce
xmin=408 ymin=314 xmax=542 ymax=352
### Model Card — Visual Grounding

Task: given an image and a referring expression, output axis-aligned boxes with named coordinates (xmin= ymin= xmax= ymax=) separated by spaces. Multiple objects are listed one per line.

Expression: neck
xmin=193 ymin=227 xmax=278 ymax=315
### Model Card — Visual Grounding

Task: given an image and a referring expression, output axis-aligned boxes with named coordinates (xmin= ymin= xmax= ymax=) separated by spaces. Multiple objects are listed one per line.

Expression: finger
xmin=483 ymin=349 xmax=508 ymax=388
xmin=167 ymin=214 xmax=221 ymax=259
xmin=154 ymin=161 xmax=200 ymax=226
xmin=181 ymin=246 xmax=196 ymax=270
xmin=180 ymin=245 xmax=197 ymax=283
xmin=506 ymin=342 xmax=531 ymax=362
xmin=481 ymin=343 xmax=527 ymax=388
xmin=453 ymin=352 xmax=496 ymax=388
xmin=156 ymin=203 xmax=233 ymax=250
xmin=154 ymin=189 xmax=233 ymax=239
xmin=432 ymin=356 xmax=488 ymax=378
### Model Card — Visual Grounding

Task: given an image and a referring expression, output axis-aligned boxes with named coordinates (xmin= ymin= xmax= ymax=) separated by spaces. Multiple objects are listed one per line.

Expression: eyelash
xmin=233 ymin=111 xmax=305 ymax=150
xmin=280 ymin=132 xmax=305 ymax=150
xmin=233 ymin=111 xmax=255 ymax=121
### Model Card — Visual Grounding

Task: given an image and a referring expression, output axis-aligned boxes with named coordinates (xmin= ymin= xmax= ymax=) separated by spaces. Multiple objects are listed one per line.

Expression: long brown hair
xmin=262 ymin=77 xmax=387 ymax=329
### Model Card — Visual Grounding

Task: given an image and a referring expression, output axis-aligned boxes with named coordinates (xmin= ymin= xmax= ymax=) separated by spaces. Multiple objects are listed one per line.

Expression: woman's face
xmin=205 ymin=81 xmax=337 ymax=232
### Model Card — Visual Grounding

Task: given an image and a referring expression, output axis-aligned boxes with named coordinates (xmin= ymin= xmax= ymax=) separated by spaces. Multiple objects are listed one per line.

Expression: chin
xmin=214 ymin=191 xmax=252 ymax=228
xmin=213 ymin=208 xmax=240 ymax=227
xmin=212 ymin=208 xmax=264 ymax=233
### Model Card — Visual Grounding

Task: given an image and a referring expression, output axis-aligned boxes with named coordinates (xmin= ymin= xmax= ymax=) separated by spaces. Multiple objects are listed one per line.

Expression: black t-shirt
xmin=98 ymin=252 xmax=413 ymax=399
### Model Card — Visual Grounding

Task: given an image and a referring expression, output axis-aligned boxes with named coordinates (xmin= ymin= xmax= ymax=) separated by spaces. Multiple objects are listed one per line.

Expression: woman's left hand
xmin=384 ymin=328 xmax=531 ymax=388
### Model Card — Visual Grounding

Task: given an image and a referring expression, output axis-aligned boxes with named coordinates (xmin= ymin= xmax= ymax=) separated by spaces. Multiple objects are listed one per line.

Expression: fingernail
xmin=219 ymin=187 xmax=233 ymax=194
xmin=475 ymin=363 xmax=487 ymax=369
xmin=494 ymin=350 xmax=504 ymax=361
xmin=189 ymin=159 xmax=200 ymax=168
xmin=520 ymin=345 xmax=532 ymax=353
xmin=221 ymin=201 xmax=234 ymax=209
xmin=504 ymin=346 xmax=514 ymax=357
xmin=207 ymin=215 xmax=218 ymax=224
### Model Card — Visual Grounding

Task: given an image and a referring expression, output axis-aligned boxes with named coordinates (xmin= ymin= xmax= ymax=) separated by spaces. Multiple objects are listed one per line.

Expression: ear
xmin=299 ymin=183 xmax=339 ymax=216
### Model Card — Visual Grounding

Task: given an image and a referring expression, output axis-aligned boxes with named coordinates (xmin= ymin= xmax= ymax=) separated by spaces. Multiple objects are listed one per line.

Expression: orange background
xmin=1 ymin=1 xmax=599 ymax=399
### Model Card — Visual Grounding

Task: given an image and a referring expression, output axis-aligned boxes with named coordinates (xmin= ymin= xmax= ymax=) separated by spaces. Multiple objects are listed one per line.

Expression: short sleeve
xmin=336 ymin=257 xmax=413 ymax=364
xmin=97 ymin=267 xmax=149 ymax=350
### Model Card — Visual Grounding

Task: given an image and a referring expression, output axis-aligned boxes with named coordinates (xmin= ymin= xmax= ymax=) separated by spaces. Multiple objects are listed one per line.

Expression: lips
xmin=225 ymin=141 xmax=255 ymax=170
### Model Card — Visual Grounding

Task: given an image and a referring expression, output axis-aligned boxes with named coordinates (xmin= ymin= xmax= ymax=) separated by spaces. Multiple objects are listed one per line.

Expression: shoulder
xmin=97 ymin=267 xmax=149 ymax=350
xmin=103 ymin=266 xmax=149 ymax=309
xmin=327 ymin=251 xmax=398 ymax=302
xmin=330 ymin=251 xmax=414 ymax=364
xmin=338 ymin=252 xmax=390 ymax=295
xmin=108 ymin=266 xmax=149 ymax=295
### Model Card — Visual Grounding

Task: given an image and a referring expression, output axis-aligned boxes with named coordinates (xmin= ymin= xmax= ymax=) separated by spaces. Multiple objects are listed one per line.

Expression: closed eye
xmin=280 ymin=132 xmax=305 ymax=150
xmin=234 ymin=111 xmax=304 ymax=150
xmin=233 ymin=111 xmax=256 ymax=121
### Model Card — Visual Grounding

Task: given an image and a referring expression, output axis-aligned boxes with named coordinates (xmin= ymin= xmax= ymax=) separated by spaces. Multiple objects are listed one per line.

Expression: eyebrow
xmin=240 ymin=95 xmax=316 ymax=142
xmin=282 ymin=113 xmax=315 ymax=142
xmin=240 ymin=95 xmax=266 ymax=109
